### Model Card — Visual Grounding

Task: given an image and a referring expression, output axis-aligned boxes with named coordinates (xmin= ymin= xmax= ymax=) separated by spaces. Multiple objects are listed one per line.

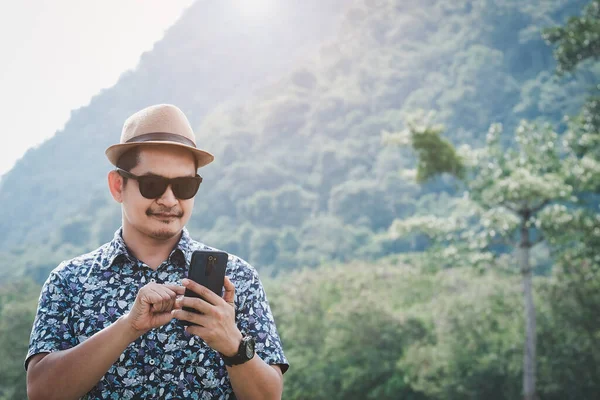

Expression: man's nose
xmin=156 ymin=185 xmax=178 ymax=207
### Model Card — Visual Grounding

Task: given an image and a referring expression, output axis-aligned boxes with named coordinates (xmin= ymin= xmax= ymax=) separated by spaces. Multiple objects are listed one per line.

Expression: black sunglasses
xmin=116 ymin=168 xmax=202 ymax=200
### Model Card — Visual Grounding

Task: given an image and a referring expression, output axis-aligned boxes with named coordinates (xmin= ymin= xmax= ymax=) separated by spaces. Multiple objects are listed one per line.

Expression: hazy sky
xmin=0 ymin=0 xmax=196 ymax=178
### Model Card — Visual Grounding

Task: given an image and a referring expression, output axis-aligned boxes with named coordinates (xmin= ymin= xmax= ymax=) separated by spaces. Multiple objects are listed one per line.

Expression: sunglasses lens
xmin=138 ymin=176 xmax=169 ymax=199
xmin=172 ymin=177 xmax=201 ymax=200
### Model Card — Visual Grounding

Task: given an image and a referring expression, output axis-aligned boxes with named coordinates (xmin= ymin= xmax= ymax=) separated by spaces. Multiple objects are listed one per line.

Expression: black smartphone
xmin=182 ymin=250 xmax=228 ymax=324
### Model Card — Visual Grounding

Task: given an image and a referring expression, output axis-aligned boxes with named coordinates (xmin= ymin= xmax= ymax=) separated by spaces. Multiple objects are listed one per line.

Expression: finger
xmin=138 ymin=290 xmax=171 ymax=314
xmin=184 ymin=324 xmax=209 ymax=338
xmin=144 ymin=283 xmax=173 ymax=296
xmin=140 ymin=287 xmax=168 ymax=305
xmin=176 ymin=296 xmax=212 ymax=314
xmin=223 ymin=276 xmax=235 ymax=305
xmin=164 ymin=284 xmax=186 ymax=295
xmin=182 ymin=279 xmax=221 ymax=305
xmin=171 ymin=309 xmax=209 ymax=326
xmin=149 ymin=287 xmax=173 ymax=303
xmin=148 ymin=287 xmax=176 ymax=312
xmin=172 ymin=297 xmax=183 ymax=309
xmin=156 ymin=286 xmax=179 ymax=299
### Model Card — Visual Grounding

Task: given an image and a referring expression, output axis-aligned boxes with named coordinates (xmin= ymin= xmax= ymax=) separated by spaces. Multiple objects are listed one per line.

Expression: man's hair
xmin=116 ymin=147 xmax=199 ymax=185
xmin=116 ymin=147 xmax=141 ymax=185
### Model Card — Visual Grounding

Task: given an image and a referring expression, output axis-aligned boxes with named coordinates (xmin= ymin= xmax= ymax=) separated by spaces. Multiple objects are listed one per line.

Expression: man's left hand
xmin=172 ymin=276 xmax=243 ymax=357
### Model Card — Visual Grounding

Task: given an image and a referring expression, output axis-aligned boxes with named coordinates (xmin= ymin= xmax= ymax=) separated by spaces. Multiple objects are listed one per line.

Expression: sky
xmin=0 ymin=0 xmax=196 ymax=179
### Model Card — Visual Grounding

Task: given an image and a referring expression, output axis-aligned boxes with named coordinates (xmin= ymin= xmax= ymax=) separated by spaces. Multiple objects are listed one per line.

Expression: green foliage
xmin=0 ymin=280 xmax=39 ymax=400
xmin=388 ymin=114 xmax=591 ymax=269
xmin=384 ymin=111 xmax=466 ymax=183
xmin=3 ymin=256 xmax=600 ymax=399
xmin=266 ymin=256 xmax=600 ymax=400
xmin=59 ymin=216 xmax=92 ymax=246
xmin=2 ymin=0 xmax=600 ymax=396
xmin=543 ymin=0 xmax=600 ymax=74
xmin=249 ymin=229 xmax=279 ymax=268
xmin=536 ymin=260 xmax=600 ymax=399
xmin=294 ymin=215 xmax=371 ymax=266
xmin=389 ymin=101 xmax=597 ymax=400
xmin=328 ymin=180 xmax=395 ymax=230
xmin=268 ymin=261 xmax=433 ymax=400
xmin=400 ymin=269 xmax=524 ymax=400
xmin=0 ymin=0 xmax=593 ymax=283
xmin=470 ymin=121 xmax=568 ymax=210
xmin=565 ymin=96 xmax=600 ymax=157
xmin=237 ymin=184 xmax=317 ymax=228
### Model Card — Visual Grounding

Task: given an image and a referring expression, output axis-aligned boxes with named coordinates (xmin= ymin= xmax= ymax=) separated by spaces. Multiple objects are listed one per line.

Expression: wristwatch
xmin=221 ymin=335 xmax=256 ymax=367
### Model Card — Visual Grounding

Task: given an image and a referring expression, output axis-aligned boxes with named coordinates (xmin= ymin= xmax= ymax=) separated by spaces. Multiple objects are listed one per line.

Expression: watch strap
xmin=221 ymin=335 xmax=255 ymax=366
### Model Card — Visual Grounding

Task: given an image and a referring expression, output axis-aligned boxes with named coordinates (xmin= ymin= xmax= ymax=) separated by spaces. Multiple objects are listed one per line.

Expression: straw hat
xmin=105 ymin=104 xmax=214 ymax=168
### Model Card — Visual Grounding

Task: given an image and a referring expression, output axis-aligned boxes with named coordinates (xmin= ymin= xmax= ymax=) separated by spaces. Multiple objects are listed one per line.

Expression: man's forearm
xmin=227 ymin=356 xmax=283 ymax=400
xmin=27 ymin=315 xmax=141 ymax=400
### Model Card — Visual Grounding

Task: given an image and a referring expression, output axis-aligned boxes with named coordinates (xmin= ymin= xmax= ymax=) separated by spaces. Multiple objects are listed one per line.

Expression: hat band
xmin=125 ymin=132 xmax=196 ymax=148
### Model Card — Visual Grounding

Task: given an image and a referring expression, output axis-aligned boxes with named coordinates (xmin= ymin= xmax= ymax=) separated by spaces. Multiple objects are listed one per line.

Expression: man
xmin=25 ymin=104 xmax=288 ymax=400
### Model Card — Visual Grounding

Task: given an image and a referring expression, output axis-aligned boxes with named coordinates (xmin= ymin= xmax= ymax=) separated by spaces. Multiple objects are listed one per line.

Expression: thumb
xmin=223 ymin=276 xmax=235 ymax=306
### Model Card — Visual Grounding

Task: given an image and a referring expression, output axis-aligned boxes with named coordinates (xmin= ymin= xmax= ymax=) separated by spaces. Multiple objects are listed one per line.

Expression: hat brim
xmin=105 ymin=141 xmax=214 ymax=168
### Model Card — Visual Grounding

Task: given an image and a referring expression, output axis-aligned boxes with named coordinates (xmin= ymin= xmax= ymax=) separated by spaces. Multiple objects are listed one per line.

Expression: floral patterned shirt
xmin=26 ymin=227 xmax=288 ymax=399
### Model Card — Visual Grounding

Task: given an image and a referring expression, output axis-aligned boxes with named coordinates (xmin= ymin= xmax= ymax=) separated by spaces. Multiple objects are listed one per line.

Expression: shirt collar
xmin=174 ymin=227 xmax=195 ymax=265
xmin=103 ymin=227 xmax=195 ymax=270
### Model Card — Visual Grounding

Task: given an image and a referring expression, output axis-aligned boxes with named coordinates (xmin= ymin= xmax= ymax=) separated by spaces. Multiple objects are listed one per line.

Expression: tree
xmin=400 ymin=267 xmax=524 ymax=400
xmin=237 ymin=185 xmax=318 ymax=228
xmin=328 ymin=180 xmax=395 ymax=230
xmin=543 ymin=0 xmax=600 ymax=75
xmin=268 ymin=261 xmax=433 ymax=400
xmin=541 ymin=5 xmax=600 ymax=390
xmin=387 ymin=110 xmax=578 ymax=400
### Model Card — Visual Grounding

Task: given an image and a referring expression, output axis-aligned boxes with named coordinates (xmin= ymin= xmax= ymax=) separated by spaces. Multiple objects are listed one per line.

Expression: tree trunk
xmin=520 ymin=221 xmax=537 ymax=400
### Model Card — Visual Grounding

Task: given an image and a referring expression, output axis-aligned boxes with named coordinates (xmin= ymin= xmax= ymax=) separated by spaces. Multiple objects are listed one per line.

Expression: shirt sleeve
xmin=24 ymin=268 xmax=77 ymax=370
xmin=235 ymin=265 xmax=289 ymax=374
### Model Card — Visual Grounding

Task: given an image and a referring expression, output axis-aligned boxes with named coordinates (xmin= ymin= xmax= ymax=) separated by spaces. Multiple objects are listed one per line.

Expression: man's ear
xmin=108 ymin=170 xmax=124 ymax=203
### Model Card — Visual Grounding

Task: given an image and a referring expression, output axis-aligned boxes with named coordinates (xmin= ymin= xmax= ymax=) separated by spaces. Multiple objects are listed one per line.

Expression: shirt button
xmin=149 ymin=359 xmax=156 ymax=365
xmin=150 ymin=278 xmax=156 ymax=283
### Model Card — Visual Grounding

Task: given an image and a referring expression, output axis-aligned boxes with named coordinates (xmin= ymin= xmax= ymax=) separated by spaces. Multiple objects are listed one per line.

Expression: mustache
xmin=146 ymin=208 xmax=184 ymax=217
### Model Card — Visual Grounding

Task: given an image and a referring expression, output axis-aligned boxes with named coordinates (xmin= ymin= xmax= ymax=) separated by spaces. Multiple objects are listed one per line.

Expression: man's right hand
xmin=123 ymin=283 xmax=186 ymax=334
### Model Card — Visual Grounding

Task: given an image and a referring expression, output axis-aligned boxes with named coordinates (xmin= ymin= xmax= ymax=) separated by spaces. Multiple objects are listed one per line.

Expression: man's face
xmin=120 ymin=146 xmax=197 ymax=240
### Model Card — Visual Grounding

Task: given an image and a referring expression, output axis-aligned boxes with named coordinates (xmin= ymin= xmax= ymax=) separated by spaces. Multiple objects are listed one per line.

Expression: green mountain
xmin=0 ymin=0 xmax=596 ymax=282
xmin=0 ymin=0 xmax=347 ymax=248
